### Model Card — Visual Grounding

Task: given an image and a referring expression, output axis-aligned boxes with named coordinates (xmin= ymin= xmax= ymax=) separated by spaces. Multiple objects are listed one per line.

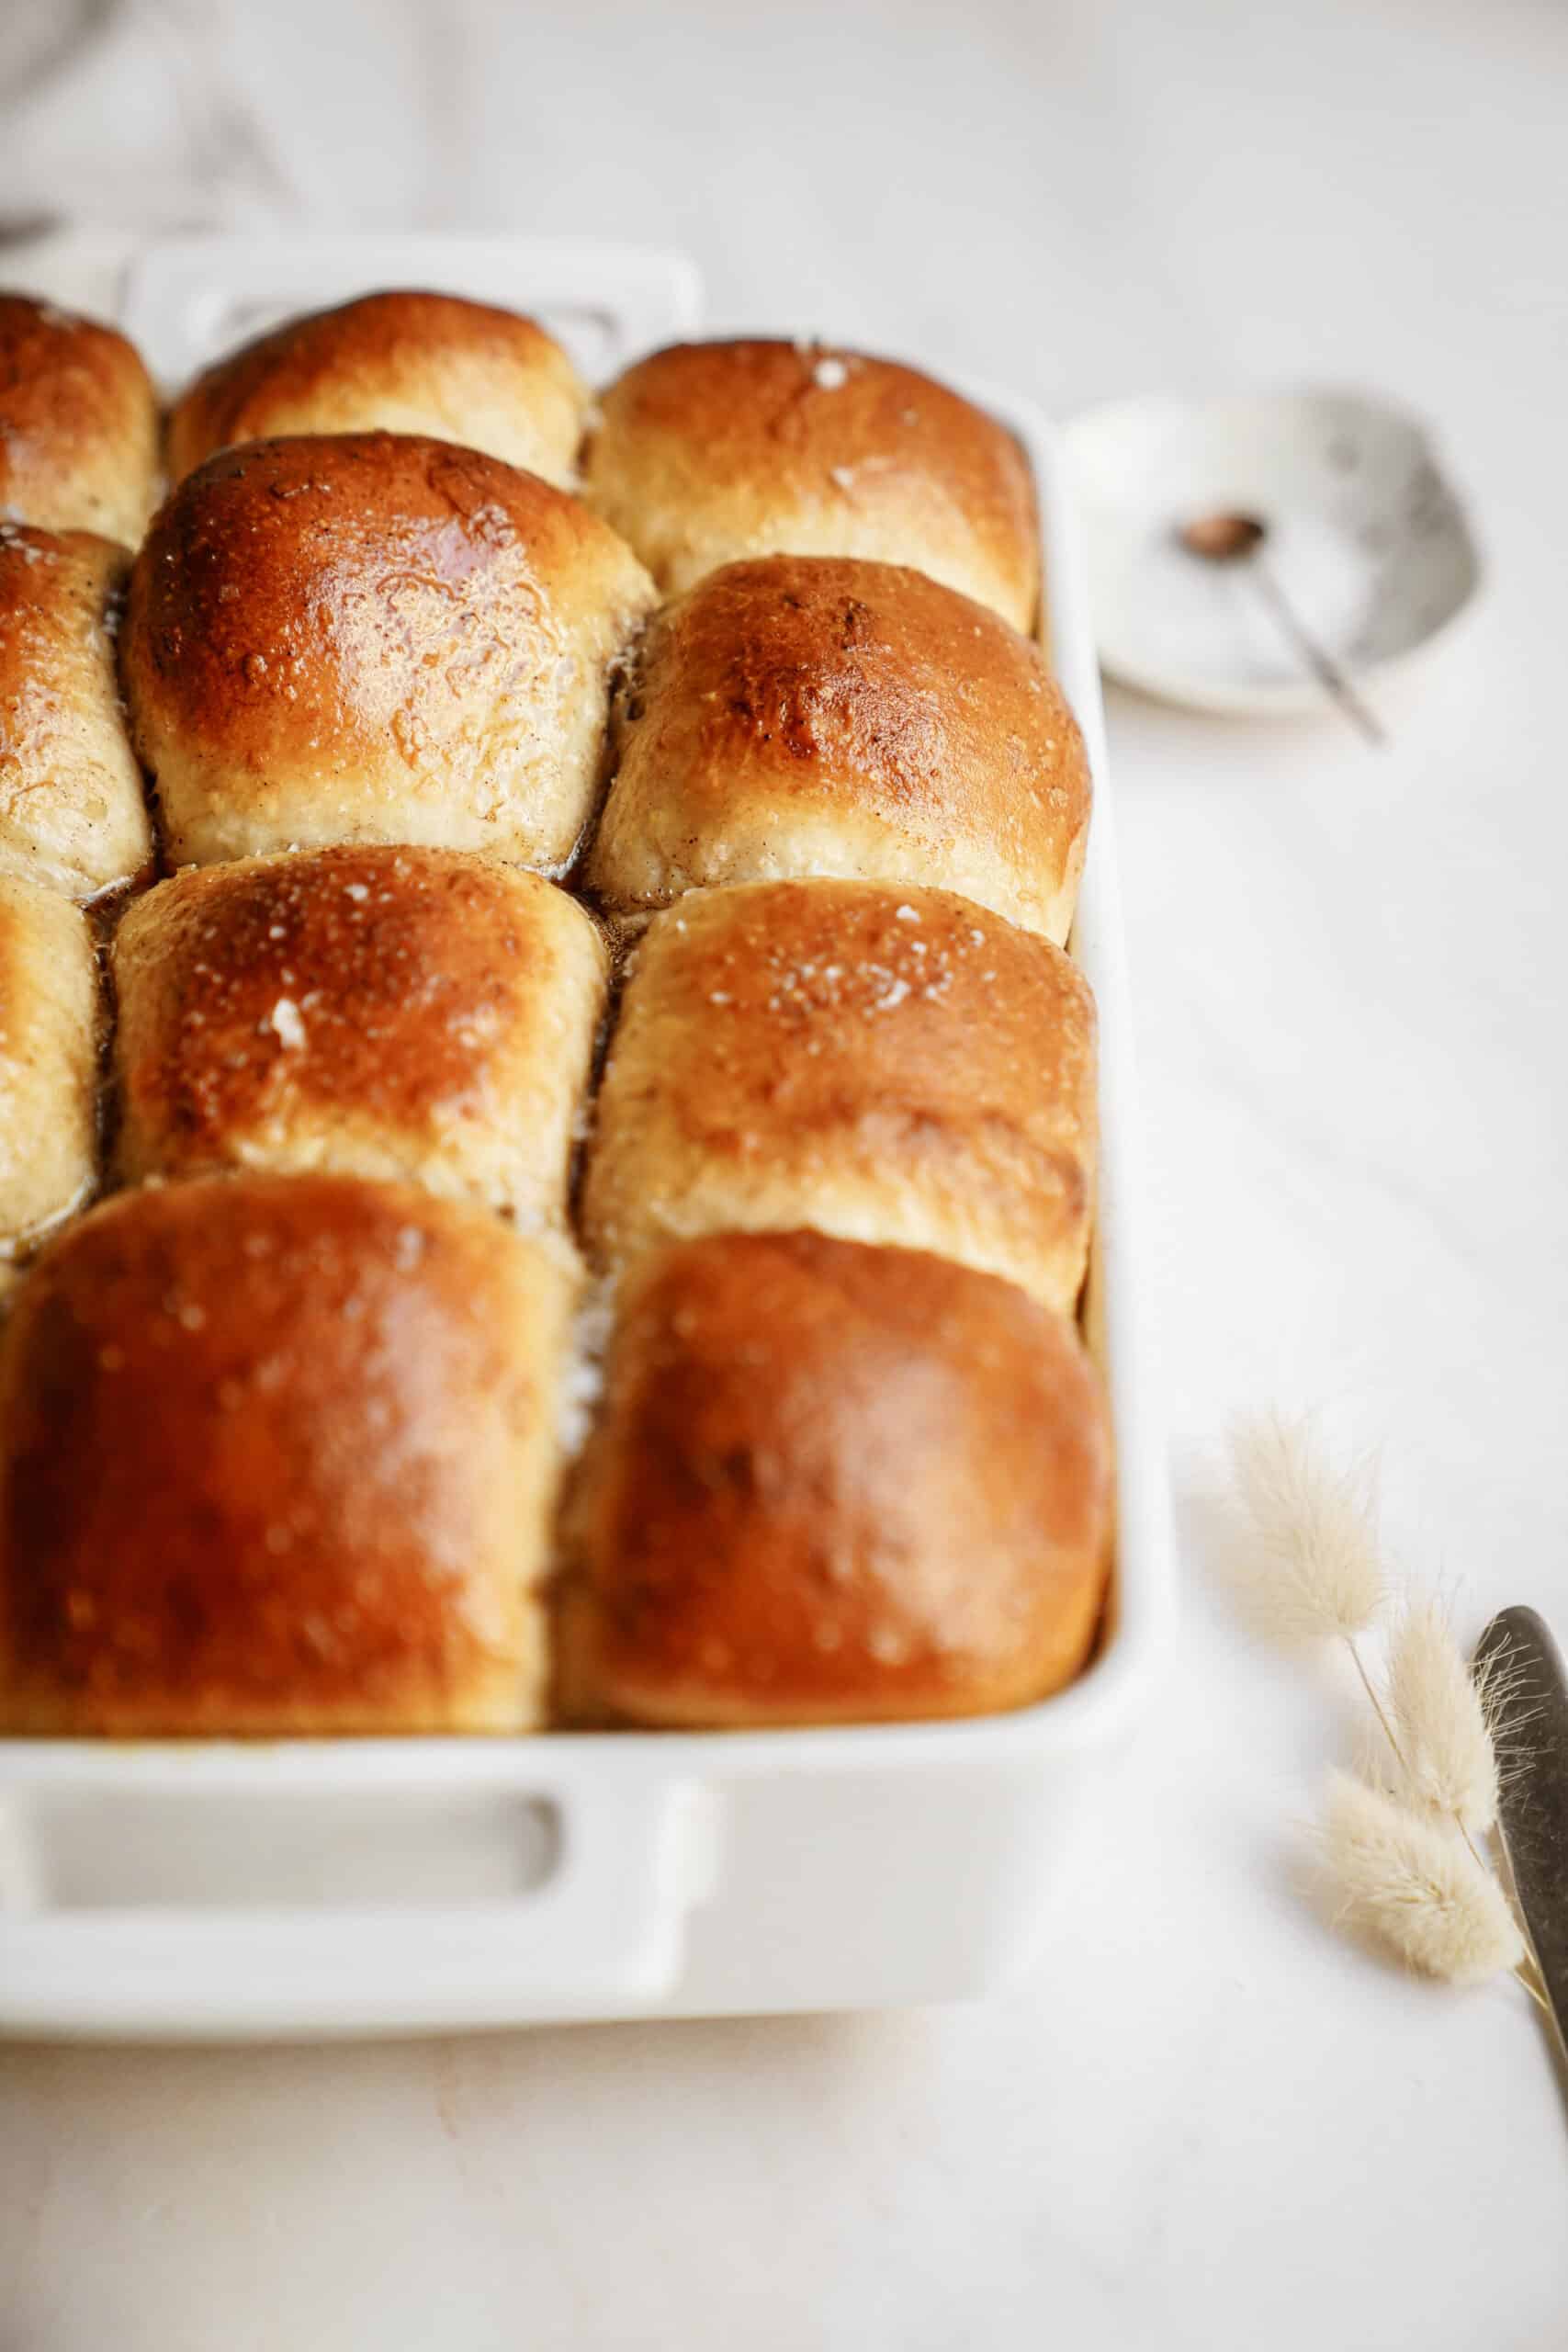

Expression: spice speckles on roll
xmin=581 ymin=340 xmax=1041 ymax=628
xmin=588 ymin=553 xmax=1088 ymax=940
xmin=581 ymin=878 xmax=1096 ymax=1312
xmin=120 ymin=432 xmax=656 ymax=871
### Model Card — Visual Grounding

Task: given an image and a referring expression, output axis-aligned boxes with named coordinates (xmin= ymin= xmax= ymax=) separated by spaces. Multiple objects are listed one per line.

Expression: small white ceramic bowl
xmin=1063 ymin=389 xmax=1483 ymax=717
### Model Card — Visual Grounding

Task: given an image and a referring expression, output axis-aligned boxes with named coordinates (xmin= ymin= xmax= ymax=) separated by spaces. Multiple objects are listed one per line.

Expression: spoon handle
xmin=1249 ymin=558 xmax=1387 ymax=747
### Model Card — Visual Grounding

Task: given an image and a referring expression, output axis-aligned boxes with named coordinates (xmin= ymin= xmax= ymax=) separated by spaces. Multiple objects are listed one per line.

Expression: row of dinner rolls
xmin=0 ymin=1182 xmax=1109 ymax=1736
xmin=1 ymin=288 xmax=1038 ymax=615
xmin=3 ymin=293 xmax=1083 ymax=913
xmin=4 ymin=851 xmax=1095 ymax=1316
xmin=0 ymin=285 xmax=1111 ymax=1736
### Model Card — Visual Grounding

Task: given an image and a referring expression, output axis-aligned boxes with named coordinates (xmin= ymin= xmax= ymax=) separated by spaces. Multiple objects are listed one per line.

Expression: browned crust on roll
xmin=0 ymin=294 xmax=160 ymax=546
xmin=0 ymin=522 xmax=152 ymax=898
xmin=0 ymin=873 xmax=99 ymax=1250
xmin=558 ymin=1229 xmax=1113 ymax=1727
xmin=581 ymin=879 xmax=1097 ymax=1312
xmin=587 ymin=554 xmax=1089 ymax=939
xmin=120 ymin=433 xmax=657 ymax=869
xmin=111 ymin=845 xmax=608 ymax=1220
xmin=582 ymin=340 xmax=1041 ymax=628
xmin=167 ymin=288 xmax=588 ymax=488
xmin=0 ymin=1174 xmax=578 ymax=1734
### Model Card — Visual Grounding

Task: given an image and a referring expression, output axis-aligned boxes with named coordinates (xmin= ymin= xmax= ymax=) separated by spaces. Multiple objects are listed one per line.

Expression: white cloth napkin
xmin=0 ymin=0 xmax=434 ymax=254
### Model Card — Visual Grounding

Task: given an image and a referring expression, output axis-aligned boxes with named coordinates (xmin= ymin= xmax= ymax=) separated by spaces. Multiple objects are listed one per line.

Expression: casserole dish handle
xmin=0 ymin=1765 xmax=714 ymax=2036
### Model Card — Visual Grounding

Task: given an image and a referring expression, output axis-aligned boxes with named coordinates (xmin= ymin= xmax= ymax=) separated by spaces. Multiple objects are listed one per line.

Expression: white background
xmin=3 ymin=1 xmax=1568 ymax=2345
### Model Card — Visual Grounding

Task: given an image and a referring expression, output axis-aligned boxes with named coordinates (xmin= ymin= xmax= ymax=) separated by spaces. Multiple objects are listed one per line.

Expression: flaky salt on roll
xmin=113 ymin=846 xmax=607 ymax=1225
xmin=582 ymin=879 xmax=1096 ymax=1314
xmin=121 ymin=433 xmax=656 ymax=870
xmin=0 ymin=1174 xmax=578 ymax=1735
xmin=586 ymin=556 xmax=1089 ymax=942
xmin=166 ymin=288 xmax=589 ymax=488
xmin=0 ymin=294 xmax=159 ymax=546
xmin=0 ymin=874 xmax=98 ymax=1253
xmin=558 ymin=1228 xmax=1113 ymax=1728
xmin=581 ymin=340 xmax=1040 ymax=629
xmin=0 ymin=523 xmax=152 ymax=899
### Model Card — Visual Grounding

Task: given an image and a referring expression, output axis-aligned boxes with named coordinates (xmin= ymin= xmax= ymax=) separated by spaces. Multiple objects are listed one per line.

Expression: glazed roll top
xmin=0 ymin=523 xmax=152 ymax=898
xmin=120 ymin=433 xmax=657 ymax=870
xmin=166 ymin=288 xmax=590 ymax=489
xmin=587 ymin=554 xmax=1089 ymax=940
xmin=0 ymin=294 xmax=160 ymax=547
xmin=0 ymin=874 xmax=98 ymax=1251
xmin=558 ymin=1228 xmax=1112 ymax=1727
xmin=112 ymin=846 xmax=608 ymax=1223
xmin=0 ymin=1175 xmax=578 ymax=1734
xmin=582 ymin=879 xmax=1096 ymax=1313
xmin=582 ymin=340 xmax=1040 ymax=629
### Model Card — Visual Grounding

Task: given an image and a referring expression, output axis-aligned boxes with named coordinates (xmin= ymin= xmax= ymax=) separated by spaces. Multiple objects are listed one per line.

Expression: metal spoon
xmin=1176 ymin=510 xmax=1386 ymax=746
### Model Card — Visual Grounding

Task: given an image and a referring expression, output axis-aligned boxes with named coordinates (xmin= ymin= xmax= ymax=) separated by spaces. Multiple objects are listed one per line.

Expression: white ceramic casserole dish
xmin=0 ymin=239 xmax=1173 ymax=2038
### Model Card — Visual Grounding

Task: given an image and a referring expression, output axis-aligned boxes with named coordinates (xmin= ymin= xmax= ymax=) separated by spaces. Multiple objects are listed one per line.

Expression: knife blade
xmin=1474 ymin=1605 xmax=1568 ymax=2053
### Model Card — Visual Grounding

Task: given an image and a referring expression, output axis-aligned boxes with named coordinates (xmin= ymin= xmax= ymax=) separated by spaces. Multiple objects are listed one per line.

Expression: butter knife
xmin=1474 ymin=1605 xmax=1568 ymax=2055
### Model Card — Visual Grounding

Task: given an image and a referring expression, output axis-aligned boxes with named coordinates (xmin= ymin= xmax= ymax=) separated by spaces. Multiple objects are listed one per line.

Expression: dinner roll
xmin=582 ymin=340 xmax=1040 ymax=628
xmin=0 ymin=293 xmax=159 ymax=546
xmin=121 ymin=434 xmax=656 ymax=870
xmin=586 ymin=557 xmax=1089 ymax=941
xmin=0 ymin=1174 xmax=577 ymax=1734
xmin=582 ymin=880 xmax=1096 ymax=1313
xmin=113 ymin=846 xmax=607 ymax=1223
xmin=0 ymin=524 xmax=152 ymax=898
xmin=558 ymin=1229 xmax=1112 ymax=1727
xmin=0 ymin=874 xmax=98 ymax=1252
xmin=167 ymin=288 xmax=588 ymax=488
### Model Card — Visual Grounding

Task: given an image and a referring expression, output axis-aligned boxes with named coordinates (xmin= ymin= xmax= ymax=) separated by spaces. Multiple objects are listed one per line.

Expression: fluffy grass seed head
xmin=1386 ymin=1598 xmax=1501 ymax=1837
xmin=1321 ymin=1770 xmax=1524 ymax=1986
xmin=1229 ymin=1413 xmax=1386 ymax=1646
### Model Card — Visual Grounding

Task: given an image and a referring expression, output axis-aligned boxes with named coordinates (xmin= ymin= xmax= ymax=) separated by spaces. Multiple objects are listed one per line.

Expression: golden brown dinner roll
xmin=582 ymin=340 xmax=1040 ymax=628
xmin=0 ymin=523 xmax=152 ymax=899
xmin=0 ymin=874 xmax=98 ymax=1251
xmin=113 ymin=845 xmax=607 ymax=1223
xmin=558 ymin=1229 xmax=1112 ymax=1727
xmin=582 ymin=880 xmax=1096 ymax=1313
xmin=0 ymin=1173 xmax=578 ymax=1734
xmin=166 ymin=288 xmax=589 ymax=488
xmin=0 ymin=293 xmax=159 ymax=546
xmin=121 ymin=434 xmax=657 ymax=870
xmin=586 ymin=555 xmax=1089 ymax=940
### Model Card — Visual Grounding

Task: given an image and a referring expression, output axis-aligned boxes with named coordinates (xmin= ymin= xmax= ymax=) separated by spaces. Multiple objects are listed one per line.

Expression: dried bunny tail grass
xmin=1321 ymin=1771 xmax=1524 ymax=1987
xmin=1471 ymin=1640 xmax=1547 ymax=1795
xmin=1387 ymin=1599 xmax=1500 ymax=1838
xmin=1351 ymin=1713 xmax=1404 ymax=1799
xmin=1228 ymin=1413 xmax=1385 ymax=1645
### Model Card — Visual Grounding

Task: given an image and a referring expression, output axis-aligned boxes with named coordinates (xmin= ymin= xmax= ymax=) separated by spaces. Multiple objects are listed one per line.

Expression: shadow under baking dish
xmin=0 ymin=247 xmax=1175 ymax=2037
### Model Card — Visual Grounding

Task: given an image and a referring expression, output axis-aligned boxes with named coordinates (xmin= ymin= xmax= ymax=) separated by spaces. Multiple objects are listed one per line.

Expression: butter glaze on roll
xmin=0 ymin=1174 xmax=578 ymax=1734
xmin=0 ymin=524 xmax=152 ymax=898
xmin=582 ymin=879 xmax=1096 ymax=1312
xmin=586 ymin=555 xmax=1089 ymax=941
xmin=113 ymin=846 xmax=608 ymax=1221
xmin=121 ymin=433 xmax=657 ymax=870
xmin=581 ymin=341 xmax=1040 ymax=629
xmin=167 ymin=288 xmax=589 ymax=489
xmin=0 ymin=294 xmax=159 ymax=547
xmin=0 ymin=874 xmax=98 ymax=1252
xmin=558 ymin=1228 xmax=1112 ymax=1728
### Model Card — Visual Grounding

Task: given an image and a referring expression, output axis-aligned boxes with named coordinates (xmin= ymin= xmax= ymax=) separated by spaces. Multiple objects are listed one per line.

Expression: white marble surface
xmin=5 ymin=1 xmax=1568 ymax=2344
